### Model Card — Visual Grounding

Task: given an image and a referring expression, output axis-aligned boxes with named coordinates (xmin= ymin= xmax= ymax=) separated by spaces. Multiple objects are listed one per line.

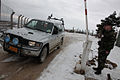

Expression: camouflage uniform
xmin=97 ymin=29 xmax=116 ymax=71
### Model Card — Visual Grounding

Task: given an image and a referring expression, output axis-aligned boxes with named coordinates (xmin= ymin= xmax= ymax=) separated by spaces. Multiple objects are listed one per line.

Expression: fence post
xmin=18 ymin=15 xmax=22 ymax=28
xmin=26 ymin=18 xmax=29 ymax=23
xmin=24 ymin=17 xmax=27 ymax=25
xmin=10 ymin=12 xmax=15 ymax=29
xmin=21 ymin=16 xmax=24 ymax=28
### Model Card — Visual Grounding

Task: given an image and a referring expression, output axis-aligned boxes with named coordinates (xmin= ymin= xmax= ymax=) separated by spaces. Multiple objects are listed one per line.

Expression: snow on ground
xmin=108 ymin=46 xmax=120 ymax=69
xmin=86 ymin=46 xmax=120 ymax=80
xmin=37 ymin=32 xmax=120 ymax=80
xmin=86 ymin=38 xmax=120 ymax=80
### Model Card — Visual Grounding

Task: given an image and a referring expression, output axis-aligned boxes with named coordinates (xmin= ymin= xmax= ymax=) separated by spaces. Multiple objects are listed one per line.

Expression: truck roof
xmin=32 ymin=19 xmax=63 ymax=26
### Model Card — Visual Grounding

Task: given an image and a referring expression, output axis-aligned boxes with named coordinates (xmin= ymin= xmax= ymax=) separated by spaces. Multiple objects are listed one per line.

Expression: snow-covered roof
xmin=32 ymin=19 xmax=63 ymax=26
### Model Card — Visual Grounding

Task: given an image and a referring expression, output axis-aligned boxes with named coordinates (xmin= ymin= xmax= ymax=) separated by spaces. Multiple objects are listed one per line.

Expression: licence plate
xmin=9 ymin=46 xmax=18 ymax=53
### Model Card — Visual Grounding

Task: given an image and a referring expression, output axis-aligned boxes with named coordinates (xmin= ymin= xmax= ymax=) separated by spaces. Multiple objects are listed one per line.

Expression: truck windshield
xmin=25 ymin=20 xmax=53 ymax=33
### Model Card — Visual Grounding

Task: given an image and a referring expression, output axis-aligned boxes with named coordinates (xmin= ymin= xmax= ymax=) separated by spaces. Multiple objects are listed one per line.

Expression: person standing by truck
xmin=93 ymin=24 xmax=116 ymax=75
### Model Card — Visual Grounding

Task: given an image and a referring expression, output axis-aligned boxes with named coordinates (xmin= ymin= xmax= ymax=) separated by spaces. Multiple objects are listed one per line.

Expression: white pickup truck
xmin=2 ymin=19 xmax=65 ymax=62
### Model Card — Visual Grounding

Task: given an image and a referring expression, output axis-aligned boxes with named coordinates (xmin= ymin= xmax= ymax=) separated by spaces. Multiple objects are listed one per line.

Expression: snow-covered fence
xmin=0 ymin=2 xmax=30 ymax=26
xmin=0 ymin=2 xmax=17 ymax=29
xmin=0 ymin=2 xmax=14 ymax=22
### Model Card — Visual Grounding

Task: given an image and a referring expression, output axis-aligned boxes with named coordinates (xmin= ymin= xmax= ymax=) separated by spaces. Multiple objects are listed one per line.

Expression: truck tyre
xmin=39 ymin=46 xmax=48 ymax=63
xmin=58 ymin=39 xmax=64 ymax=49
xmin=61 ymin=38 xmax=63 ymax=45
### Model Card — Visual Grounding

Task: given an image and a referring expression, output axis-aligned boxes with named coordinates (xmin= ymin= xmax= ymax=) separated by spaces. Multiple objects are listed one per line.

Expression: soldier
xmin=93 ymin=24 xmax=116 ymax=75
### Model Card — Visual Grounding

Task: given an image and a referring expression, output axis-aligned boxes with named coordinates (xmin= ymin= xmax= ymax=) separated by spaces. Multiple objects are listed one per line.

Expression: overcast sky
xmin=2 ymin=0 xmax=120 ymax=31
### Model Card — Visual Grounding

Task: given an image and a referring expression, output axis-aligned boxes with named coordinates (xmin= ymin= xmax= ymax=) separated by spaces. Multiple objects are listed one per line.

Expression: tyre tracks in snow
xmin=0 ymin=35 xmax=70 ymax=80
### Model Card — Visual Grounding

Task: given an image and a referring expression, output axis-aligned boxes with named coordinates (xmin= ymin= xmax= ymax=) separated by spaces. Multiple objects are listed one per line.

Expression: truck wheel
xmin=61 ymin=39 xmax=63 ymax=45
xmin=39 ymin=46 xmax=48 ymax=63
xmin=57 ymin=39 xmax=63 ymax=49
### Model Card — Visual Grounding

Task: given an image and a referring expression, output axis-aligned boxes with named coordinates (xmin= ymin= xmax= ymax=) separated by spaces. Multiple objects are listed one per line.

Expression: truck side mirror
xmin=53 ymin=27 xmax=58 ymax=34
xmin=53 ymin=29 xmax=58 ymax=34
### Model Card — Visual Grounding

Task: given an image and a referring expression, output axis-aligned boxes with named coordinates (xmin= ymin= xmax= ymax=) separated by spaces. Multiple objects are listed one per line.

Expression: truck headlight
xmin=29 ymin=41 xmax=36 ymax=46
xmin=12 ymin=38 xmax=19 ymax=45
xmin=4 ymin=35 xmax=10 ymax=43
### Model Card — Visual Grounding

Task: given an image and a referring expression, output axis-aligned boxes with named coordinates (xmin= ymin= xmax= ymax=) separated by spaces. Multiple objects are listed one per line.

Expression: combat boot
xmin=93 ymin=67 xmax=99 ymax=71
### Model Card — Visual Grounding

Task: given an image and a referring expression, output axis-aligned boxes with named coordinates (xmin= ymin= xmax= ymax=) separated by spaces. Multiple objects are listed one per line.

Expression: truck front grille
xmin=9 ymin=34 xmax=29 ymax=46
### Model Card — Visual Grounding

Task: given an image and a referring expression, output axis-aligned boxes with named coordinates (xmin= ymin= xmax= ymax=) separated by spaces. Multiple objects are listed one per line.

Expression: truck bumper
xmin=3 ymin=43 xmax=41 ymax=57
